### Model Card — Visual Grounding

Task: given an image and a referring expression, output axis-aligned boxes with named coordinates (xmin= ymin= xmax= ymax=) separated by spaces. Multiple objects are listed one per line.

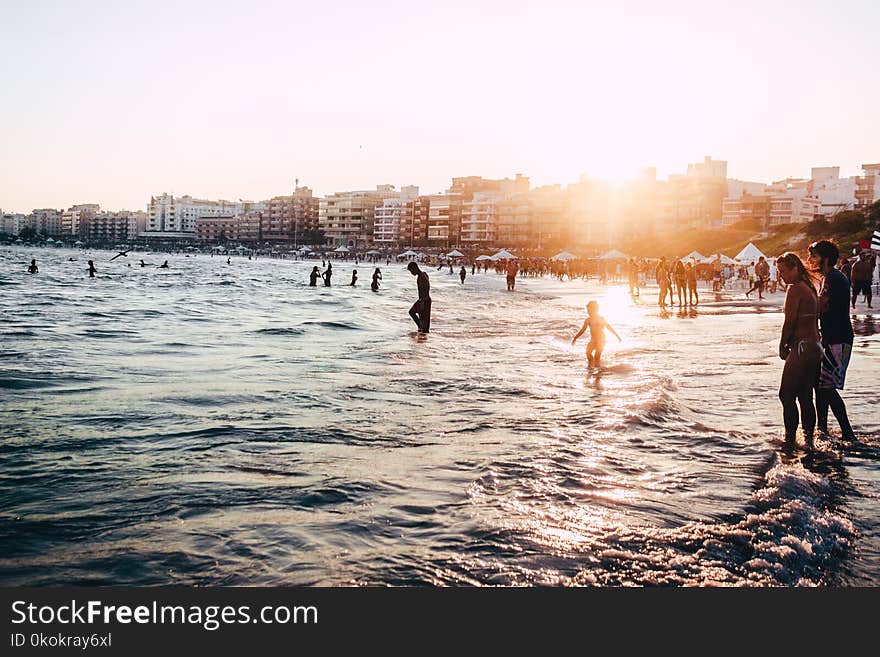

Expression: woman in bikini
xmin=776 ymin=252 xmax=821 ymax=448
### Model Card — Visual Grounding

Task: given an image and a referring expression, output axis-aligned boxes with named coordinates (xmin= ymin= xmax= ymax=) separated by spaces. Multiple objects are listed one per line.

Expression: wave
xmin=255 ymin=327 xmax=306 ymax=336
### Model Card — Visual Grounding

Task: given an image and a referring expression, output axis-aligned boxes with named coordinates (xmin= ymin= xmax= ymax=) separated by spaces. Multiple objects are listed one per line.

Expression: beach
xmin=1 ymin=246 xmax=878 ymax=586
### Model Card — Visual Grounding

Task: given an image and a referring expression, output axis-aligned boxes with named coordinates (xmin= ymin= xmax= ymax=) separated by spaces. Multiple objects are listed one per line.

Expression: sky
xmin=2 ymin=0 xmax=878 ymax=213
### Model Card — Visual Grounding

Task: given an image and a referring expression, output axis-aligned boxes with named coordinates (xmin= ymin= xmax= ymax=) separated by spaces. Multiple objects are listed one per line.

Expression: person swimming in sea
xmin=571 ymin=300 xmax=621 ymax=367
xmin=159 ymin=260 xmax=169 ymax=268
xmin=309 ymin=266 xmax=320 ymax=287
xmin=459 ymin=266 xmax=466 ymax=284
xmin=371 ymin=267 xmax=382 ymax=292
xmin=139 ymin=259 xmax=147 ymax=267
xmin=350 ymin=269 xmax=358 ymax=286
xmin=27 ymin=259 xmax=38 ymax=274
xmin=87 ymin=260 xmax=97 ymax=278
xmin=323 ymin=262 xmax=333 ymax=287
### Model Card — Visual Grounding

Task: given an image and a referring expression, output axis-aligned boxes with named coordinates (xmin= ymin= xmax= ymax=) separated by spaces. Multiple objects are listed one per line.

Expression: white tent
xmin=703 ymin=253 xmax=737 ymax=265
xmin=397 ymin=249 xmax=418 ymax=259
xmin=599 ymin=249 xmax=628 ymax=260
xmin=682 ymin=250 xmax=704 ymax=261
xmin=475 ymin=254 xmax=493 ymax=261
xmin=734 ymin=242 xmax=767 ymax=263
xmin=365 ymin=249 xmax=382 ymax=256
xmin=551 ymin=251 xmax=577 ymax=261
xmin=446 ymin=249 xmax=465 ymax=258
xmin=334 ymin=245 xmax=350 ymax=253
xmin=491 ymin=249 xmax=516 ymax=260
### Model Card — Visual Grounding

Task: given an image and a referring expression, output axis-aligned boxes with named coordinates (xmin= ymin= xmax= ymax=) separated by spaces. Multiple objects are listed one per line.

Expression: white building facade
xmin=147 ymin=194 xmax=242 ymax=233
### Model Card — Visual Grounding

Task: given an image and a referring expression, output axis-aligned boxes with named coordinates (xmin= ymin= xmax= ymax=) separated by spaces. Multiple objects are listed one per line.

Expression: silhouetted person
xmin=746 ymin=256 xmax=770 ymax=299
xmin=371 ymin=268 xmax=382 ymax=292
xmin=309 ymin=266 xmax=320 ymax=287
xmin=506 ymin=260 xmax=518 ymax=291
xmin=323 ymin=262 xmax=332 ymax=287
xmin=159 ymin=260 xmax=169 ymax=268
xmin=227 ymin=257 xmax=231 ymax=265
xmin=460 ymin=266 xmax=466 ymax=284
xmin=350 ymin=269 xmax=358 ymax=286
xmin=571 ymin=300 xmax=621 ymax=367
xmin=88 ymin=260 xmax=96 ymax=278
xmin=776 ymin=253 xmax=821 ymax=448
xmin=139 ymin=259 xmax=147 ymax=267
xmin=27 ymin=259 xmax=38 ymax=274
xmin=471 ymin=262 xmax=475 ymax=275
xmin=407 ymin=261 xmax=431 ymax=333
xmin=686 ymin=261 xmax=698 ymax=305
xmin=851 ymin=251 xmax=873 ymax=308
xmin=809 ymin=240 xmax=855 ymax=441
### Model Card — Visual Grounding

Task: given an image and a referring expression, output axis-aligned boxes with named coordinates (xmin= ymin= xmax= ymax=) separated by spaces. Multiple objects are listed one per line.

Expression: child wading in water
xmin=571 ymin=300 xmax=621 ymax=366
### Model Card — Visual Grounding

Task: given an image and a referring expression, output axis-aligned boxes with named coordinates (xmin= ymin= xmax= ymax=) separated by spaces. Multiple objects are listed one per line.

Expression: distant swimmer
xmin=323 ymin=262 xmax=333 ymax=287
xmin=471 ymin=261 xmax=475 ymax=275
xmin=109 ymin=248 xmax=131 ymax=262
xmin=371 ymin=267 xmax=382 ymax=292
xmin=309 ymin=266 xmax=320 ymax=287
xmin=159 ymin=260 xmax=169 ymax=268
xmin=87 ymin=260 xmax=96 ymax=278
xmin=227 ymin=257 xmax=231 ymax=265
xmin=350 ymin=269 xmax=358 ymax=286
xmin=571 ymin=300 xmax=621 ymax=367
xmin=27 ymin=258 xmax=38 ymax=274
xmin=459 ymin=266 xmax=466 ymax=284
xmin=139 ymin=259 xmax=147 ymax=267
xmin=407 ymin=261 xmax=431 ymax=333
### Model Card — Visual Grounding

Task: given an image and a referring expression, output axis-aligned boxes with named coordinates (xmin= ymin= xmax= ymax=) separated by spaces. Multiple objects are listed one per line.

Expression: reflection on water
xmin=0 ymin=246 xmax=878 ymax=586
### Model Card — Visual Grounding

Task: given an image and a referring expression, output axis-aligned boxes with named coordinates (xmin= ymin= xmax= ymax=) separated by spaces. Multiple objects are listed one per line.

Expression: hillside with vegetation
xmin=635 ymin=201 xmax=880 ymax=259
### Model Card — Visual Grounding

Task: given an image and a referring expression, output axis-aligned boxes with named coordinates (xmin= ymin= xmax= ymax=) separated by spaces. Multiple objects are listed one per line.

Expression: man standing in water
xmin=350 ymin=269 xmax=358 ymax=286
xmin=808 ymin=240 xmax=856 ymax=441
xmin=323 ymin=261 xmax=333 ymax=287
xmin=87 ymin=260 xmax=96 ymax=278
xmin=850 ymin=250 xmax=873 ymax=309
xmin=459 ymin=265 xmax=467 ymax=284
xmin=655 ymin=257 xmax=670 ymax=308
xmin=27 ymin=259 xmax=38 ymax=274
xmin=407 ymin=261 xmax=431 ymax=333
xmin=506 ymin=260 xmax=518 ymax=291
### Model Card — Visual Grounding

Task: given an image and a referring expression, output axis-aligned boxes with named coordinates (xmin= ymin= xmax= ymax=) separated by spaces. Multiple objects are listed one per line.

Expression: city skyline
xmin=2 ymin=0 xmax=879 ymax=213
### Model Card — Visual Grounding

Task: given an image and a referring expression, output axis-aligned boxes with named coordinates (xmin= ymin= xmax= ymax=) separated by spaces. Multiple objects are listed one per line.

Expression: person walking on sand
xmin=459 ymin=266 xmax=467 ymax=284
xmin=371 ymin=267 xmax=382 ymax=292
xmin=87 ymin=260 xmax=97 ymax=278
xmin=776 ymin=252 xmax=822 ymax=449
xmin=809 ymin=240 xmax=856 ymax=441
xmin=746 ymin=256 xmax=770 ymax=299
xmin=407 ymin=261 xmax=431 ymax=333
xmin=27 ymin=258 xmax=38 ymax=274
xmin=571 ymin=300 xmax=621 ymax=367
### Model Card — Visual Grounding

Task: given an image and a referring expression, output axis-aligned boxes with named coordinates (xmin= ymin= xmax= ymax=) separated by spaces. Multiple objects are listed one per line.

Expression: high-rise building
xmin=319 ymin=185 xmax=399 ymax=248
xmin=147 ymin=194 xmax=241 ymax=233
xmin=855 ymin=164 xmax=880 ymax=208
xmin=261 ymin=186 xmax=319 ymax=244
xmin=62 ymin=204 xmax=100 ymax=236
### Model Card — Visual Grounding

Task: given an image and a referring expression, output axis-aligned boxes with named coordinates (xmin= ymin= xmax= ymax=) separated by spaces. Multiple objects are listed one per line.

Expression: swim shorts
xmin=818 ymin=343 xmax=852 ymax=390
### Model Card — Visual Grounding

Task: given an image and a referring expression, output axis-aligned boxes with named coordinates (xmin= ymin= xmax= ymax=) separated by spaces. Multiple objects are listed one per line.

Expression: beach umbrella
xmin=74 ymin=240 xmax=83 ymax=245
xmin=491 ymin=249 xmax=517 ymax=260
xmin=475 ymin=254 xmax=493 ymax=261
xmin=365 ymin=249 xmax=382 ymax=256
xmin=551 ymin=251 xmax=577 ymax=261
xmin=599 ymin=249 xmax=628 ymax=260
xmin=46 ymin=237 xmax=55 ymax=243
xmin=445 ymin=249 xmax=466 ymax=258
xmin=334 ymin=245 xmax=350 ymax=253
xmin=682 ymin=250 xmax=704 ymax=261
xmin=397 ymin=249 xmax=418 ymax=259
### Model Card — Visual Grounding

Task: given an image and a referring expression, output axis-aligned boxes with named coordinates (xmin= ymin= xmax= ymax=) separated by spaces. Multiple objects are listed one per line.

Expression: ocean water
xmin=1 ymin=246 xmax=878 ymax=586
